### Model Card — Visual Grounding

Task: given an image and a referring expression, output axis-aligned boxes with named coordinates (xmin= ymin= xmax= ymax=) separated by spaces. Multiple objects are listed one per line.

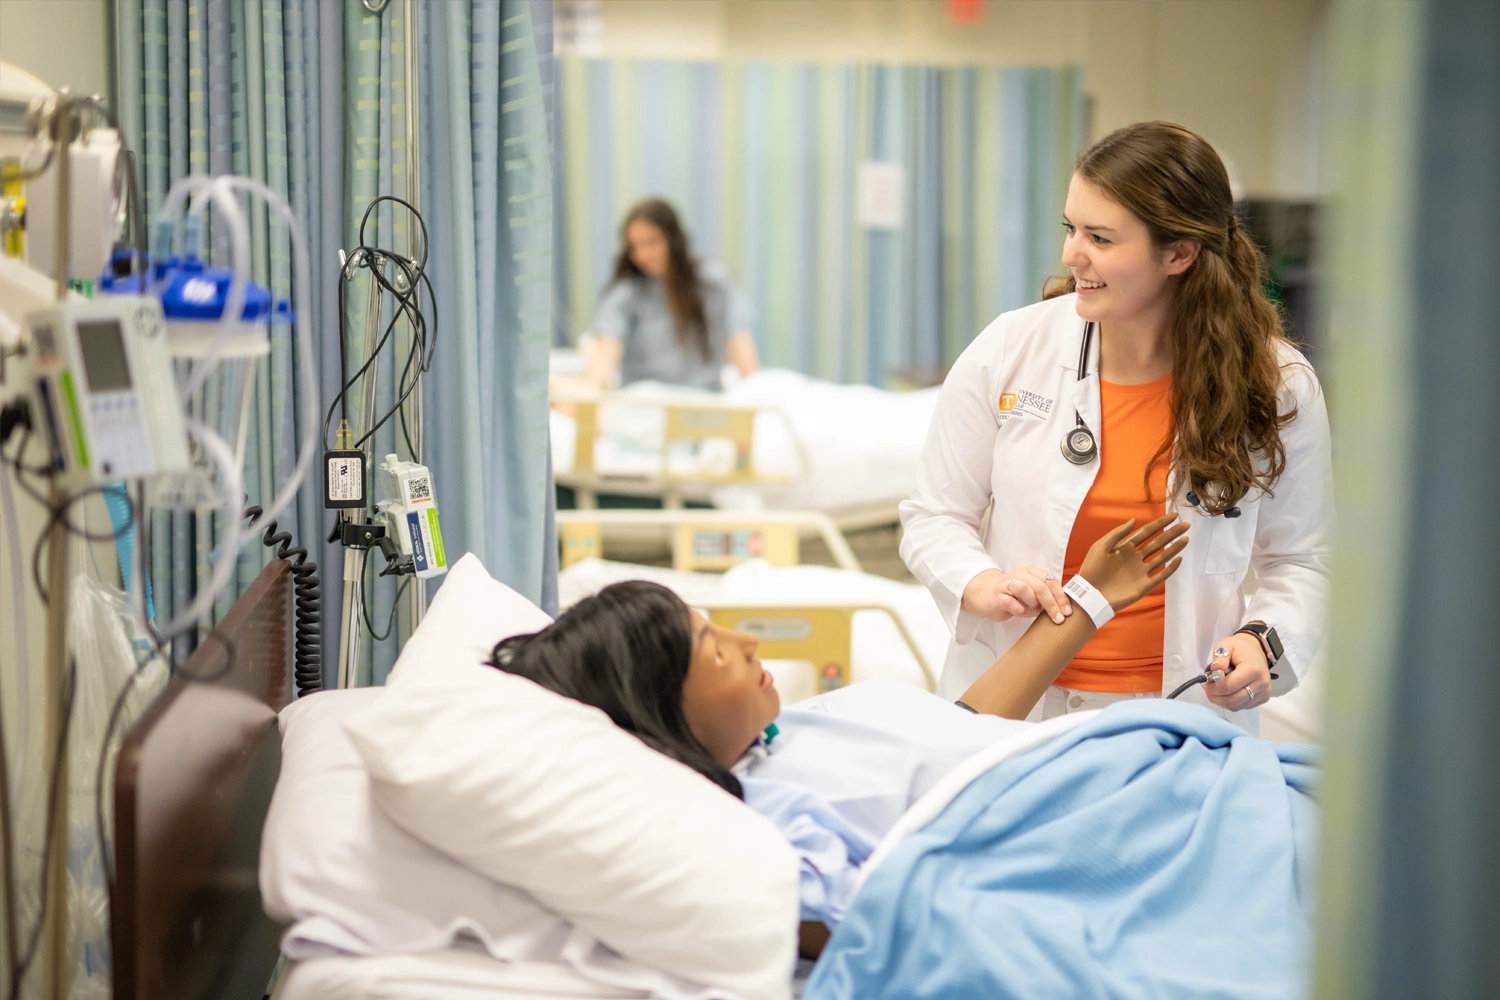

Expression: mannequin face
xmin=1059 ymin=173 xmax=1198 ymax=330
xmin=681 ymin=610 xmax=780 ymax=768
xmin=625 ymin=220 xmax=670 ymax=278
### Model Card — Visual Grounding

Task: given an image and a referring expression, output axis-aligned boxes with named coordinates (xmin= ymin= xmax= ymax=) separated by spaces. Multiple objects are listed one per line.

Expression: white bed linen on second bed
xmin=558 ymin=558 xmax=949 ymax=703
xmin=550 ymin=370 xmax=940 ymax=513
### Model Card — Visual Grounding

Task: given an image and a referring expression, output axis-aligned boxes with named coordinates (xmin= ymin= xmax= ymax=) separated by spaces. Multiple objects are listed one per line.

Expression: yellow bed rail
xmin=696 ymin=599 xmax=937 ymax=693
xmin=553 ymin=389 xmax=810 ymax=510
xmin=555 ymin=508 xmax=862 ymax=574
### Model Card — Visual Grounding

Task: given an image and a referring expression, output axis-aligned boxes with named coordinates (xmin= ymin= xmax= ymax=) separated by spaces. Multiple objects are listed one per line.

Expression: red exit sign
xmin=945 ymin=0 xmax=986 ymax=25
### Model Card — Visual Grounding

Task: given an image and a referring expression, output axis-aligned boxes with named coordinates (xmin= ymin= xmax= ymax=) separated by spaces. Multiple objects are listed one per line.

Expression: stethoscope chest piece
xmin=1061 ymin=424 xmax=1098 ymax=465
xmin=1060 ymin=320 xmax=1100 ymax=465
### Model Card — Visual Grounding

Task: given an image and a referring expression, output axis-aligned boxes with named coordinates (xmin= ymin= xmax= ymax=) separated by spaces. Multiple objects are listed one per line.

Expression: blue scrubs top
xmin=593 ymin=259 xmax=753 ymax=391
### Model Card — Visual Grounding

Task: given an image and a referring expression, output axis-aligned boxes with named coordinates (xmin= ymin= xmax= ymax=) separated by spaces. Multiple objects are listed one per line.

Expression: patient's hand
xmin=1078 ymin=513 xmax=1189 ymax=612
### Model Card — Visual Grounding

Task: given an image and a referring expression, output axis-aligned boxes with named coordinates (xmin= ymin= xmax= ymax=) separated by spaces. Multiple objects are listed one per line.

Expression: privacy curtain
xmin=556 ymin=60 xmax=1085 ymax=385
xmin=112 ymin=0 xmax=556 ymax=681
xmin=113 ymin=0 xmax=344 ymax=666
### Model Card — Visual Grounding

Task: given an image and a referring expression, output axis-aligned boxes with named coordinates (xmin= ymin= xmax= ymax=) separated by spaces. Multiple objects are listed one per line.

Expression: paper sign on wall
xmin=856 ymin=161 xmax=905 ymax=231
xmin=555 ymin=0 xmax=604 ymax=57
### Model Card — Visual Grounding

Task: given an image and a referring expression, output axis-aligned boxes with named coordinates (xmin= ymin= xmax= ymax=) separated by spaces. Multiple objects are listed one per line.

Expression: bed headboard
xmin=112 ymin=557 xmax=292 ymax=1000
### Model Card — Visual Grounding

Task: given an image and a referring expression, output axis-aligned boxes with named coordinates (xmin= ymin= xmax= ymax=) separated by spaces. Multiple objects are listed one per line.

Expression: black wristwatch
xmin=1235 ymin=621 xmax=1283 ymax=679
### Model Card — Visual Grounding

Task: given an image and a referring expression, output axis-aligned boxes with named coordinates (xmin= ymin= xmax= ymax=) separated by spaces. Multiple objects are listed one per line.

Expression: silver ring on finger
xmin=1243 ymin=686 xmax=1255 ymax=706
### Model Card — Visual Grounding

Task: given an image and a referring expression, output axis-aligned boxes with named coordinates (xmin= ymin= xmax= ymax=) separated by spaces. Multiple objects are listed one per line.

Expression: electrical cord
xmin=357 ymin=546 xmax=410 ymax=643
xmin=242 ymin=505 xmax=321 ymax=696
xmin=9 ymin=659 xmax=76 ymax=1000
xmin=323 ymin=196 xmax=437 ymax=459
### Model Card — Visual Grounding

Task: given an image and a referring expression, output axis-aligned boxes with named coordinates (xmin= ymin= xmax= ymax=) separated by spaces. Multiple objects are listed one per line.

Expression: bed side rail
xmin=694 ymin=599 xmax=937 ymax=693
xmin=556 ymin=508 xmax=862 ymax=574
xmin=557 ymin=390 xmax=811 ymax=492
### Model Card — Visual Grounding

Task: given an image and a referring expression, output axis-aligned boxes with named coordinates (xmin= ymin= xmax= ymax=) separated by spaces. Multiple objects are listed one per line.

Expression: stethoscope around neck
xmin=1060 ymin=321 xmax=1100 ymax=465
xmin=1060 ymin=327 xmax=1243 ymax=519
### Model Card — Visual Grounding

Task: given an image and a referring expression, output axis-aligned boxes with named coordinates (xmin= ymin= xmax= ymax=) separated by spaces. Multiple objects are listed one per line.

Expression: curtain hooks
xmin=361 ymin=0 xmax=391 ymax=13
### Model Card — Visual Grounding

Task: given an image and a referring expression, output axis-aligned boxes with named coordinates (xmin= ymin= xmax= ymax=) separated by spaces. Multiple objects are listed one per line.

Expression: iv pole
xmin=337 ymin=0 xmax=424 ymax=688
xmin=41 ymin=91 xmax=75 ymax=1000
xmin=403 ymin=0 xmax=426 ymax=633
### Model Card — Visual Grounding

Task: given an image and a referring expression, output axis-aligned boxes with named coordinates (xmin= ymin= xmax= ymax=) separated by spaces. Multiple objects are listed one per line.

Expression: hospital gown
xmin=735 ymin=680 xmax=1028 ymax=925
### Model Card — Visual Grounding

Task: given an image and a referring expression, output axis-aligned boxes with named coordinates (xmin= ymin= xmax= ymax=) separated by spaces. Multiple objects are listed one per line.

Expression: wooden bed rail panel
xmin=112 ymin=557 xmax=292 ymax=1000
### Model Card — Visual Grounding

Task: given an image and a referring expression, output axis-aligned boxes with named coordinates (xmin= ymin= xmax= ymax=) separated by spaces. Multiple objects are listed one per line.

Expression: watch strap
xmin=1235 ymin=622 xmax=1282 ymax=671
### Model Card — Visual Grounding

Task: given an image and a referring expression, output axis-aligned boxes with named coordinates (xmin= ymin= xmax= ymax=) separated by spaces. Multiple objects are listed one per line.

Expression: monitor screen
xmin=76 ymin=320 xmax=132 ymax=392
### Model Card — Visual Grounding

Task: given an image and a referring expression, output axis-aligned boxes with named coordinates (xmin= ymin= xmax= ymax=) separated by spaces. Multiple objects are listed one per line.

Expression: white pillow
xmin=260 ymin=688 xmax=571 ymax=957
xmin=344 ymin=557 xmax=800 ymax=1000
xmin=261 ymin=688 xmax=736 ymax=1000
xmin=389 ymin=552 xmax=553 ymax=683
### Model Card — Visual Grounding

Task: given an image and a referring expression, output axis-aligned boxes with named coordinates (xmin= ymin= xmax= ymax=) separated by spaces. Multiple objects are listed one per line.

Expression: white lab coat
xmin=899 ymin=294 xmax=1333 ymax=732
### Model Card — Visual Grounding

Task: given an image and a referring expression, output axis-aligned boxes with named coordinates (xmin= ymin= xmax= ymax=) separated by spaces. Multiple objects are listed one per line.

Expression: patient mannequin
xmin=488 ymin=514 xmax=1187 ymax=958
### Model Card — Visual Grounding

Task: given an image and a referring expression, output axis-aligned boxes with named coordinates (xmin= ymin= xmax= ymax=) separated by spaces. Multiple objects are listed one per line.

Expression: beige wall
xmin=0 ymin=0 xmax=111 ymax=102
xmin=592 ymin=0 xmax=1328 ymax=198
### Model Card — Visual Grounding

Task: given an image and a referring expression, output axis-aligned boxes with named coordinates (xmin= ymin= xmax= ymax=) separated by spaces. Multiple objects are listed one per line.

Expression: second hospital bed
xmin=550 ymin=367 xmax=941 ymax=528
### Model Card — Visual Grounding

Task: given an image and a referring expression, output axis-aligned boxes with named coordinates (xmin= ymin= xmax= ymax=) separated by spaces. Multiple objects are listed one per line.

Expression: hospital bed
xmin=112 ymin=553 xmax=1317 ymax=1000
xmin=111 ymin=555 xmax=807 ymax=1000
xmin=556 ymin=508 xmax=940 ymax=697
xmin=556 ymin=508 xmax=863 ymax=573
xmin=111 ymin=557 xmax=290 ymax=1000
xmin=550 ymin=368 xmax=941 ymax=530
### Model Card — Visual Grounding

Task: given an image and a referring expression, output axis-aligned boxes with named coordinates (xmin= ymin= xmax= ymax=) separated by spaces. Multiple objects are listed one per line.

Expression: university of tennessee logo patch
xmin=998 ymin=392 xmax=1017 ymax=413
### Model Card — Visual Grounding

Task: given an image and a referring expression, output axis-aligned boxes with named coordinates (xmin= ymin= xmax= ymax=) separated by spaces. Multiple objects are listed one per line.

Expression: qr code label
xmin=405 ymin=475 xmax=432 ymax=503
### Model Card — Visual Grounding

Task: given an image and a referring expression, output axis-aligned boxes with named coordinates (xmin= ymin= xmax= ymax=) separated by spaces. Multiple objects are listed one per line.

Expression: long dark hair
xmin=610 ymin=199 xmax=712 ymax=361
xmin=1043 ymin=121 xmax=1298 ymax=513
xmin=487 ymin=581 xmax=742 ymax=798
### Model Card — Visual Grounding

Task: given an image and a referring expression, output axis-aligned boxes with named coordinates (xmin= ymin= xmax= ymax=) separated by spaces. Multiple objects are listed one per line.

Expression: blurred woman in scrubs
xmin=562 ymin=199 xmax=759 ymax=393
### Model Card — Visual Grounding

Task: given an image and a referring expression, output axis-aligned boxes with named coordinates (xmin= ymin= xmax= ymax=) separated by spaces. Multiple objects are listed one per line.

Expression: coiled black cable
xmin=243 ymin=506 xmax=322 ymax=695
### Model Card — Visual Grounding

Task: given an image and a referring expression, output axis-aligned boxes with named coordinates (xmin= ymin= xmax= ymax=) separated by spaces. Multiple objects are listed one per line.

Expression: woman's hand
xmin=1202 ymin=632 xmax=1271 ymax=711
xmin=1077 ymin=513 xmax=1189 ymax=612
xmin=961 ymin=566 xmax=1073 ymax=625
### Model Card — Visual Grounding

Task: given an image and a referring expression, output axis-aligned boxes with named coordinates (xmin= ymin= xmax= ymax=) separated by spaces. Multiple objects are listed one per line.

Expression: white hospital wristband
xmin=1063 ymin=575 xmax=1114 ymax=628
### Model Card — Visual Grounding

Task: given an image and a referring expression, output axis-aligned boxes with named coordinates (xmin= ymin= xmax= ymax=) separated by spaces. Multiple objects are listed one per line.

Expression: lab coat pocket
xmin=1201 ymin=499 xmax=1259 ymax=576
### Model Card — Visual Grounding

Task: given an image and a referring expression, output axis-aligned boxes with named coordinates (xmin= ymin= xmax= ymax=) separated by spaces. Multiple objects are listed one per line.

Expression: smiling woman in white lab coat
xmin=900 ymin=121 xmax=1333 ymax=730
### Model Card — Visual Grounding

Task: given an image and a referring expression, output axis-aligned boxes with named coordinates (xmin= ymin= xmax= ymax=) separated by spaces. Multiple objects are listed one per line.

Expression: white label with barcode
xmin=327 ymin=456 xmax=363 ymax=502
xmin=404 ymin=474 xmax=432 ymax=505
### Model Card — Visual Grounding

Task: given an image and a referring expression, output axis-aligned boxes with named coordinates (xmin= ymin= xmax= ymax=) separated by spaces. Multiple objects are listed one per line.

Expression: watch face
xmin=1266 ymin=628 xmax=1284 ymax=661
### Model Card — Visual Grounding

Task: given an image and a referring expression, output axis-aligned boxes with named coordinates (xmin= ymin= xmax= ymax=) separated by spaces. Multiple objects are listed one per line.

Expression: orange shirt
xmin=1055 ymin=376 xmax=1173 ymax=693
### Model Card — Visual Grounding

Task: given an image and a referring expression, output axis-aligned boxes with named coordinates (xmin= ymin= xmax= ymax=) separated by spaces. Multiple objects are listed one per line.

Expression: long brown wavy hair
xmin=610 ymin=199 xmax=711 ymax=361
xmin=1043 ymin=121 xmax=1298 ymax=514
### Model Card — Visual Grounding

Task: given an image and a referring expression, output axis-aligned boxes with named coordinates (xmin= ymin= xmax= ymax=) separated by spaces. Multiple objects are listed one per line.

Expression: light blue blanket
xmin=803 ymin=700 xmax=1318 ymax=1000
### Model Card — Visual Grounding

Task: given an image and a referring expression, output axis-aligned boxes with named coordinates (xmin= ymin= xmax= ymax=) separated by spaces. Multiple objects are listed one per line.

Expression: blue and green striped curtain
xmin=112 ymin=0 xmax=555 ymax=679
xmin=113 ymin=0 xmax=344 ymax=665
xmin=556 ymin=60 xmax=1084 ymax=385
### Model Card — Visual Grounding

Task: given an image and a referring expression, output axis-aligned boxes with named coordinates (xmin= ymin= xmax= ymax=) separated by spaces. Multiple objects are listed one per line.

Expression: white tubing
xmin=0 ymin=462 xmax=31 ymax=758
xmin=137 ymin=173 xmax=319 ymax=642
xmin=209 ymin=175 xmax=320 ymax=545
xmin=149 ymin=419 xmax=243 ymax=642
xmin=177 ymin=177 xmax=253 ymax=399
xmin=156 ymin=176 xmax=251 ymax=398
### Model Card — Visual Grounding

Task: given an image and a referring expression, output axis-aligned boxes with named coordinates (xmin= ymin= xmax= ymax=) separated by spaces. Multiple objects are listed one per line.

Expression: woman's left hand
xmin=1202 ymin=632 xmax=1271 ymax=712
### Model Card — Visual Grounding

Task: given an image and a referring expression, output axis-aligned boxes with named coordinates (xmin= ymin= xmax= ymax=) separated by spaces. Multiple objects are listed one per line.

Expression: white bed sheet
xmin=550 ymin=370 xmax=939 ymax=514
xmin=275 ymin=948 xmax=816 ymax=1000
xmin=558 ymin=558 xmax=949 ymax=703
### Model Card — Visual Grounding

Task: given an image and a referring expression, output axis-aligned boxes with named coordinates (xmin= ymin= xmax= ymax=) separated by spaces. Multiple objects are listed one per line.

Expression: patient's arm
xmin=959 ymin=514 xmax=1189 ymax=719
